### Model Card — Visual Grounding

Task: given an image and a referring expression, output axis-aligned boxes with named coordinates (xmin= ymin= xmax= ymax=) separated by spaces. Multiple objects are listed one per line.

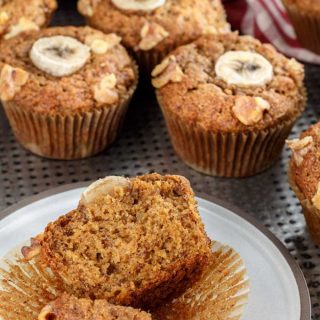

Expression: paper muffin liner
xmin=153 ymin=241 xmax=250 ymax=320
xmin=2 ymin=77 xmax=138 ymax=160
xmin=288 ymin=163 xmax=320 ymax=245
xmin=158 ymin=97 xmax=296 ymax=177
xmin=0 ymin=241 xmax=249 ymax=320
xmin=134 ymin=44 xmax=176 ymax=75
xmin=283 ymin=2 xmax=320 ymax=54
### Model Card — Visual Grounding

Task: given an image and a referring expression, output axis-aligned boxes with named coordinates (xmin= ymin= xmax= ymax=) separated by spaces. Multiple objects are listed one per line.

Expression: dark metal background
xmin=0 ymin=1 xmax=319 ymax=318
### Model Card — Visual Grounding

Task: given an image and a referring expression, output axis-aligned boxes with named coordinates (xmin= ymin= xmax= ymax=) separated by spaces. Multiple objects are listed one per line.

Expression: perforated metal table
xmin=0 ymin=1 xmax=319 ymax=318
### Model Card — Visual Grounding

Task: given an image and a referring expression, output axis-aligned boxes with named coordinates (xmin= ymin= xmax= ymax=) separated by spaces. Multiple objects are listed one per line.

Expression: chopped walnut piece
xmin=312 ymin=183 xmax=320 ymax=210
xmin=4 ymin=17 xmax=39 ymax=39
xmin=85 ymin=33 xmax=121 ymax=54
xmin=0 ymin=64 xmax=29 ymax=101
xmin=78 ymin=0 xmax=100 ymax=17
xmin=152 ymin=56 xmax=184 ymax=89
xmin=21 ymin=236 xmax=43 ymax=261
xmin=139 ymin=22 xmax=169 ymax=51
xmin=93 ymin=73 xmax=119 ymax=104
xmin=232 ymin=96 xmax=270 ymax=126
xmin=286 ymin=136 xmax=313 ymax=166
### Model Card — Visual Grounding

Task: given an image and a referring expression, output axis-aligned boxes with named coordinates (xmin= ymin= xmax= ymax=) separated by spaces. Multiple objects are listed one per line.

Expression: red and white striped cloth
xmin=224 ymin=0 xmax=320 ymax=64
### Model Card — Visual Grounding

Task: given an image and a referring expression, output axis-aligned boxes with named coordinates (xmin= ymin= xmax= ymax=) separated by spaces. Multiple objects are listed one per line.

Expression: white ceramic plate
xmin=0 ymin=183 xmax=311 ymax=320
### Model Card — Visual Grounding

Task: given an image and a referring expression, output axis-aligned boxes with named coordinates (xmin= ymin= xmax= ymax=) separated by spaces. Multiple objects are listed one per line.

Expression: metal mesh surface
xmin=0 ymin=1 xmax=319 ymax=318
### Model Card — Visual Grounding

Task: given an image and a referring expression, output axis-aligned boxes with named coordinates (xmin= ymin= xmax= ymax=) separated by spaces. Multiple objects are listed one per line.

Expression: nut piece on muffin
xmin=287 ymin=122 xmax=320 ymax=244
xmin=152 ymin=32 xmax=306 ymax=177
xmin=22 ymin=173 xmax=212 ymax=309
xmin=38 ymin=293 xmax=152 ymax=320
xmin=0 ymin=0 xmax=57 ymax=40
xmin=0 ymin=26 xmax=138 ymax=159
xmin=77 ymin=0 xmax=230 ymax=71
xmin=282 ymin=0 xmax=320 ymax=54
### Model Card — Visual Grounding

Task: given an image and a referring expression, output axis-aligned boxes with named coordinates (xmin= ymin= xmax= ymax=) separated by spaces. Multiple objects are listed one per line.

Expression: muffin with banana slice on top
xmin=152 ymin=32 xmax=306 ymax=177
xmin=0 ymin=26 xmax=138 ymax=159
xmin=0 ymin=0 xmax=57 ymax=40
xmin=77 ymin=0 xmax=230 ymax=72
xmin=287 ymin=122 xmax=320 ymax=244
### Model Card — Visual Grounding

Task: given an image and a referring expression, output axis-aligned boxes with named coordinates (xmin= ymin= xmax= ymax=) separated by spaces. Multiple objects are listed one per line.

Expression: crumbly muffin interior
xmin=41 ymin=174 xmax=211 ymax=304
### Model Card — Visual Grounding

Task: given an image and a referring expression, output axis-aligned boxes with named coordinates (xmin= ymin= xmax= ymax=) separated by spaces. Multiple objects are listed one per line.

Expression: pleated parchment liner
xmin=133 ymin=44 xmax=176 ymax=75
xmin=283 ymin=2 xmax=320 ymax=55
xmin=2 ymin=66 xmax=138 ymax=160
xmin=288 ymin=163 xmax=320 ymax=245
xmin=0 ymin=241 xmax=249 ymax=320
xmin=158 ymin=95 xmax=296 ymax=177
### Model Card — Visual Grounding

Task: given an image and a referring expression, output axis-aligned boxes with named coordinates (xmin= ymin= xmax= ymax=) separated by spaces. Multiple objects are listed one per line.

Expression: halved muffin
xmin=38 ymin=293 xmax=152 ymax=320
xmin=22 ymin=173 xmax=212 ymax=309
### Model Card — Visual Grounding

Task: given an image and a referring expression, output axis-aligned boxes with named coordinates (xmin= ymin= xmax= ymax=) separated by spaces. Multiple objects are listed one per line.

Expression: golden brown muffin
xmin=0 ymin=0 xmax=57 ymax=40
xmin=0 ymin=26 xmax=138 ymax=159
xmin=152 ymin=32 xmax=306 ymax=177
xmin=287 ymin=122 xmax=320 ymax=244
xmin=282 ymin=0 xmax=320 ymax=54
xmin=22 ymin=173 xmax=212 ymax=309
xmin=38 ymin=293 xmax=152 ymax=320
xmin=77 ymin=0 xmax=230 ymax=71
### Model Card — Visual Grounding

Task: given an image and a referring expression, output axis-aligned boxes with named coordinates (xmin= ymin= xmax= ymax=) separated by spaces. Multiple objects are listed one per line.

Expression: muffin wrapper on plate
xmin=283 ymin=2 xmax=320 ymax=54
xmin=2 ymin=77 xmax=138 ymax=160
xmin=0 ymin=241 xmax=249 ymax=320
xmin=288 ymin=164 xmax=320 ymax=245
xmin=158 ymin=95 xmax=296 ymax=177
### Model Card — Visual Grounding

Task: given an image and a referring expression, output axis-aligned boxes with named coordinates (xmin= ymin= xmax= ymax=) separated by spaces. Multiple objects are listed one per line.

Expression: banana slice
xmin=111 ymin=0 xmax=165 ymax=11
xmin=80 ymin=176 xmax=130 ymax=206
xmin=30 ymin=36 xmax=91 ymax=77
xmin=215 ymin=51 xmax=273 ymax=87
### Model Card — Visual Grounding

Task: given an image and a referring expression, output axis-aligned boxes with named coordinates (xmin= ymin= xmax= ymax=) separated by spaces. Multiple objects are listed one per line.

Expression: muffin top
xmin=153 ymin=33 xmax=306 ymax=133
xmin=78 ymin=0 xmax=230 ymax=52
xmin=22 ymin=173 xmax=211 ymax=306
xmin=0 ymin=0 xmax=57 ymax=40
xmin=38 ymin=294 xmax=152 ymax=320
xmin=0 ymin=26 xmax=137 ymax=115
xmin=288 ymin=122 xmax=320 ymax=208
xmin=283 ymin=0 xmax=320 ymax=14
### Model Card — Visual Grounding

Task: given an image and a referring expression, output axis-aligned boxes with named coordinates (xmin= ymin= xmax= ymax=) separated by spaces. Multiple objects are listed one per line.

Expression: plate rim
xmin=0 ymin=182 xmax=311 ymax=320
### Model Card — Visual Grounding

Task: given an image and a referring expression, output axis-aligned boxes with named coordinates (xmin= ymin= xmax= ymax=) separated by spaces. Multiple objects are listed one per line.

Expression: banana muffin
xmin=0 ymin=26 xmax=138 ymax=159
xmin=287 ymin=122 xmax=320 ymax=244
xmin=282 ymin=0 xmax=320 ymax=54
xmin=77 ymin=0 xmax=230 ymax=71
xmin=38 ymin=293 xmax=152 ymax=320
xmin=22 ymin=173 xmax=212 ymax=309
xmin=152 ymin=33 xmax=306 ymax=177
xmin=0 ymin=0 xmax=57 ymax=40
